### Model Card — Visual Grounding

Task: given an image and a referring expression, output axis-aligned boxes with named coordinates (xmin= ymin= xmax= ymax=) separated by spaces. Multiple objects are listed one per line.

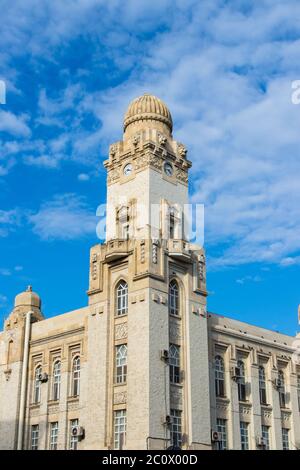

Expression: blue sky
xmin=0 ymin=0 xmax=300 ymax=335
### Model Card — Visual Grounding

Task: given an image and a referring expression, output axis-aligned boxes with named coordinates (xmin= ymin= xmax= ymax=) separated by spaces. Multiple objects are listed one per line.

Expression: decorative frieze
xmin=170 ymin=386 xmax=182 ymax=407
xmin=115 ymin=323 xmax=128 ymax=341
xmin=114 ymin=390 xmax=127 ymax=405
xmin=169 ymin=321 xmax=181 ymax=342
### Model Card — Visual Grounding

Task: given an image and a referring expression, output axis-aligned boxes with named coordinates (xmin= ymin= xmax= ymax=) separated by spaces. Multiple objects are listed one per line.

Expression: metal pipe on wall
xmin=17 ymin=310 xmax=32 ymax=450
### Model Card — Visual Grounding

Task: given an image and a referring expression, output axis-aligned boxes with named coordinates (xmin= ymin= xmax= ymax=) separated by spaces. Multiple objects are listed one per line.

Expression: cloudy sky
xmin=0 ymin=0 xmax=300 ymax=334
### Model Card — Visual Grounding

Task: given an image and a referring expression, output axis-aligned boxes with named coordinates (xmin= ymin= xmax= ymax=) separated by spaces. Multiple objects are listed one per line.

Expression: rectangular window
xmin=114 ymin=410 xmax=126 ymax=450
xmin=240 ymin=421 xmax=249 ymax=450
xmin=282 ymin=428 xmax=289 ymax=450
xmin=115 ymin=344 xmax=127 ymax=384
xmin=70 ymin=419 xmax=79 ymax=450
xmin=122 ymin=223 xmax=129 ymax=240
xmin=49 ymin=422 xmax=59 ymax=450
xmin=259 ymin=366 xmax=267 ymax=405
xmin=169 ymin=214 xmax=175 ymax=239
xmin=261 ymin=425 xmax=270 ymax=450
xmin=216 ymin=418 xmax=227 ymax=450
xmin=169 ymin=344 xmax=180 ymax=384
xmin=31 ymin=424 xmax=39 ymax=450
xmin=170 ymin=409 xmax=182 ymax=448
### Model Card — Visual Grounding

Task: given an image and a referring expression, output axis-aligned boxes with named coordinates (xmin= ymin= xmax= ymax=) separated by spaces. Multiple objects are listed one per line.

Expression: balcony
xmin=167 ymin=239 xmax=191 ymax=262
xmin=105 ymin=239 xmax=129 ymax=262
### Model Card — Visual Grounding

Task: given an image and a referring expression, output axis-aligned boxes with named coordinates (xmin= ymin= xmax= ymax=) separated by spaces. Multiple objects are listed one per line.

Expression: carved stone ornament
xmin=114 ymin=391 xmax=127 ymax=405
xmin=158 ymin=134 xmax=167 ymax=146
xmin=178 ymin=144 xmax=187 ymax=157
xmin=115 ymin=323 xmax=128 ymax=340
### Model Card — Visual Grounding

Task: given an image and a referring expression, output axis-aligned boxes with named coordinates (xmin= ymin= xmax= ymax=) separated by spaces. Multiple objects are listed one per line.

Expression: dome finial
xmin=123 ymin=93 xmax=173 ymax=133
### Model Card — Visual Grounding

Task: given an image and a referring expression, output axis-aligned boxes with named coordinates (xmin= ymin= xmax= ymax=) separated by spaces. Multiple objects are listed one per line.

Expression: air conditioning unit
xmin=38 ymin=372 xmax=48 ymax=383
xmin=163 ymin=415 xmax=173 ymax=426
xmin=211 ymin=430 xmax=221 ymax=442
xmin=256 ymin=436 xmax=266 ymax=448
xmin=273 ymin=378 xmax=281 ymax=390
xmin=71 ymin=425 xmax=85 ymax=439
xmin=231 ymin=367 xmax=240 ymax=382
xmin=161 ymin=350 xmax=169 ymax=362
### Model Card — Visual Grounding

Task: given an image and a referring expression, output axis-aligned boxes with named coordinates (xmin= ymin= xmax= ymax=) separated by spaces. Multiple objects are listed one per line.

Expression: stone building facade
xmin=0 ymin=94 xmax=299 ymax=450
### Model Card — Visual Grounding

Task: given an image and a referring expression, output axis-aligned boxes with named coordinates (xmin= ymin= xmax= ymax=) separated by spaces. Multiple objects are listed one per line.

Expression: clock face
xmin=164 ymin=162 xmax=173 ymax=176
xmin=123 ymin=163 xmax=132 ymax=176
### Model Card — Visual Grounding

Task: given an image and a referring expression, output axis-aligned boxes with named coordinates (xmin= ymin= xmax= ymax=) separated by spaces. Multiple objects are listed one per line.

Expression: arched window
xmin=115 ymin=344 xmax=127 ymax=384
xmin=72 ymin=356 xmax=80 ymax=397
xmin=215 ymin=355 xmax=225 ymax=397
xmin=116 ymin=280 xmax=128 ymax=316
xmin=259 ymin=366 xmax=267 ymax=405
xmin=169 ymin=344 xmax=180 ymax=384
xmin=53 ymin=360 xmax=61 ymax=401
xmin=169 ymin=280 xmax=179 ymax=316
xmin=237 ymin=360 xmax=246 ymax=401
xmin=34 ymin=365 xmax=42 ymax=403
xmin=278 ymin=370 xmax=286 ymax=408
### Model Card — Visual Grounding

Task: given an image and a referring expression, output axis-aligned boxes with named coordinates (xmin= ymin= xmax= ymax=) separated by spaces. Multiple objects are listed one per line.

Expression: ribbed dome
xmin=124 ymin=93 xmax=173 ymax=132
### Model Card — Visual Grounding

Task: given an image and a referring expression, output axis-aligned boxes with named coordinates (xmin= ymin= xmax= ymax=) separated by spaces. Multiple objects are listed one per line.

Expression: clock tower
xmin=87 ymin=94 xmax=211 ymax=450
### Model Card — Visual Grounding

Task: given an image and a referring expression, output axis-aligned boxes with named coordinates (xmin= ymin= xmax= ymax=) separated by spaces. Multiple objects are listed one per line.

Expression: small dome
xmin=124 ymin=93 xmax=173 ymax=132
xmin=14 ymin=286 xmax=41 ymax=309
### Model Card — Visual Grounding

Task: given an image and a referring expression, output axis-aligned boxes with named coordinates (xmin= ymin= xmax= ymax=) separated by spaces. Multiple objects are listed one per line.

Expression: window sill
xmin=29 ymin=402 xmax=41 ymax=408
xmin=260 ymin=403 xmax=272 ymax=409
xmin=170 ymin=382 xmax=183 ymax=388
xmin=114 ymin=382 xmax=127 ymax=388
xmin=67 ymin=395 xmax=79 ymax=402
xmin=169 ymin=314 xmax=182 ymax=320
xmin=48 ymin=399 xmax=60 ymax=405
xmin=115 ymin=313 xmax=128 ymax=320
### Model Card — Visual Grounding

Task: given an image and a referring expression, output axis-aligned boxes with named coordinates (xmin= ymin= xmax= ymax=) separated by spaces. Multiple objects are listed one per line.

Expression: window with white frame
xmin=216 ymin=418 xmax=227 ymax=450
xmin=115 ymin=344 xmax=127 ymax=384
xmin=33 ymin=365 xmax=42 ymax=404
xmin=215 ymin=355 xmax=225 ymax=397
xmin=237 ymin=360 xmax=246 ymax=401
xmin=169 ymin=280 xmax=179 ymax=316
xmin=259 ymin=365 xmax=267 ymax=405
xmin=114 ymin=410 xmax=126 ymax=450
xmin=240 ymin=421 xmax=249 ymax=450
xmin=49 ymin=422 xmax=59 ymax=450
xmin=53 ymin=360 xmax=61 ymax=401
xmin=116 ymin=280 xmax=128 ymax=316
xmin=278 ymin=370 xmax=286 ymax=408
xmin=170 ymin=409 xmax=182 ymax=448
xmin=72 ymin=356 xmax=80 ymax=397
xmin=261 ymin=425 xmax=270 ymax=450
xmin=282 ymin=428 xmax=289 ymax=450
xmin=31 ymin=424 xmax=39 ymax=450
xmin=169 ymin=344 xmax=180 ymax=384
xmin=70 ymin=419 xmax=79 ymax=450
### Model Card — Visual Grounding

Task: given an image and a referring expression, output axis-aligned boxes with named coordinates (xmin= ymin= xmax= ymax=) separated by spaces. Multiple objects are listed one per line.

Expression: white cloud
xmin=0 ymin=111 xmax=31 ymax=137
xmin=28 ymin=193 xmax=97 ymax=240
xmin=1 ymin=0 xmax=300 ymax=268
xmin=14 ymin=265 xmax=23 ymax=271
xmin=236 ymin=275 xmax=262 ymax=285
xmin=23 ymin=154 xmax=61 ymax=169
xmin=0 ymin=209 xmax=21 ymax=237
xmin=0 ymin=294 xmax=8 ymax=307
xmin=0 ymin=268 xmax=11 ymax=276
xmin=78 ymin=173 xmax=90 ymax=181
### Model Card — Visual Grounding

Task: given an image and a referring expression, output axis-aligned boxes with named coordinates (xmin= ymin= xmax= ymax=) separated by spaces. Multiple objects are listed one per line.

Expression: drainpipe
xmin=17 ymin=310 xmax=32 ymax=450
